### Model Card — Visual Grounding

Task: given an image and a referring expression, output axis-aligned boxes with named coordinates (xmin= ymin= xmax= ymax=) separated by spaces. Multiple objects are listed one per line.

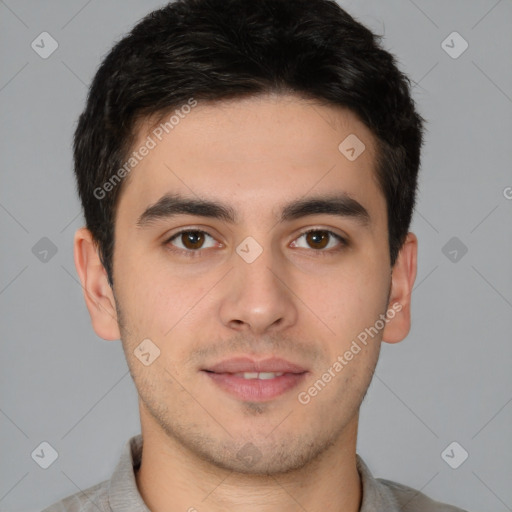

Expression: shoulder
xmin=41 ymin=479 xmax=110 ymax=512
xmin=356 ymin=455 xmax=470 ymax=511
xmin=377 ymin=477 xmax=470 ymax=512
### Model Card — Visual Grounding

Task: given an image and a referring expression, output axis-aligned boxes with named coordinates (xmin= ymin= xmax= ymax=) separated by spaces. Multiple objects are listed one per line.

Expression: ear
xmin=73 ymin=227 xmax=121 ymax=341
xmin=381 ymin=232 xmax=418 ymax=344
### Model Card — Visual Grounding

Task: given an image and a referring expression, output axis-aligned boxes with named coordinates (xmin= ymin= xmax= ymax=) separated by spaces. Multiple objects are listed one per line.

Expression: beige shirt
xmin=42 ymin=435 xmax=469 ymax=512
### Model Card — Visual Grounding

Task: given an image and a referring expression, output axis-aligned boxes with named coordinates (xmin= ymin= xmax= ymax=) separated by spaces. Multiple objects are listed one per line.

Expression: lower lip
xmin=203 ymin=371 xmax=308 ymax=402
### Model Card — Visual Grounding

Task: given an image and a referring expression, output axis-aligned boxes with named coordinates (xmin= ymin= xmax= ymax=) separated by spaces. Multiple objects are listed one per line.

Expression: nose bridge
xmin=237 ymin=243 xmax=280 ymax=294
xmin=218 ymin=234 xmax=297 ymax=333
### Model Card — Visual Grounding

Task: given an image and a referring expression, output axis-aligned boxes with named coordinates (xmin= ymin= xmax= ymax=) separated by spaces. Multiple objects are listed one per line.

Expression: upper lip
xmin=203 ymin=357 xmax=307 ymax=374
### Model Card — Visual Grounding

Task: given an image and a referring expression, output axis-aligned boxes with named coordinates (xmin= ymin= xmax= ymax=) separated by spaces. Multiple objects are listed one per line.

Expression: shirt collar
xmin=356 ymin=454 xmax=400 ymax=511
xmin=108 ymin=435 xmax=150 ymax=511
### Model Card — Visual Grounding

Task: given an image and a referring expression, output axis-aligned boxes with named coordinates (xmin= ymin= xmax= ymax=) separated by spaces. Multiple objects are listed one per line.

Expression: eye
xmin=290 ymin=229 xmax=346 ymax=253
xmin=165 ymin=229 xmax=219 ymax=255
xmin=164 ymin=227 xmax=347 ymax=258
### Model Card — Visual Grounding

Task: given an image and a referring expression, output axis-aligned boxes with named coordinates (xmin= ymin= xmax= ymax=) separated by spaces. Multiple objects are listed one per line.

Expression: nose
xmin=218 ymin=243 xmax=298 ymax=335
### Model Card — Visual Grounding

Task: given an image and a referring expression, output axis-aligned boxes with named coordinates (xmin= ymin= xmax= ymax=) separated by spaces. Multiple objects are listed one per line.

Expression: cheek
xmin=113 ymin=258 xmax=167 ymax=341
xmin=120 ymin=266 xmax=217 ymax=346
xmin=307 ymin=261 xmax=388 ymax=329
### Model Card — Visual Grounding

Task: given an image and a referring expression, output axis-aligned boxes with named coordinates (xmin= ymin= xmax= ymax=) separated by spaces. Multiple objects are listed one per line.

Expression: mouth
xmin=223 ymin=371 xmax=287 ymax=379
xmin=201 ymin=356 xmax=308 ymax=402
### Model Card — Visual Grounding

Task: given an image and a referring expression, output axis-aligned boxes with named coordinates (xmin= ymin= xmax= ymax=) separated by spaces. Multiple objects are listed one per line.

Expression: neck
xmin=135 ymin=415 xmax=362 ymax=512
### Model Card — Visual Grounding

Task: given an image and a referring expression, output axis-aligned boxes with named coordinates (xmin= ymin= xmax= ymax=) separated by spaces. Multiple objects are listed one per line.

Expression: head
xmin=74 ymin=0 xmax=422 ymax=475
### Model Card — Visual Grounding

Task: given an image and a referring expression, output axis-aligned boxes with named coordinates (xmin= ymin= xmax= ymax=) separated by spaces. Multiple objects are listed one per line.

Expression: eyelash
xmin=163 ymin=228 xmax=347 ymax=258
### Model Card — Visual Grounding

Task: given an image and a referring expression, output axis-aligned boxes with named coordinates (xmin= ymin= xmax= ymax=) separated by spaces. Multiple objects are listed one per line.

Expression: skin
xmin=74 ymin=93 xmax=417 ymax=512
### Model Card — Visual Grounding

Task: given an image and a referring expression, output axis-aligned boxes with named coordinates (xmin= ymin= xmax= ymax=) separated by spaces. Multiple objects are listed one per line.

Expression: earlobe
xmin=73 ymin=227 xmax=121 ymax=341
xmin=381 ymin=232 xmax=418 ymax=344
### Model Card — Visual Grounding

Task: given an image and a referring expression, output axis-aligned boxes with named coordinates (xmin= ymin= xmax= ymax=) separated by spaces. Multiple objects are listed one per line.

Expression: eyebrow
xmin=136 ymin=192 xmax=371 ymax=228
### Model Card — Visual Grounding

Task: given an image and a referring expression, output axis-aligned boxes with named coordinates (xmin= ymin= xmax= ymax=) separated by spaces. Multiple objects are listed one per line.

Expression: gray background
xmin=1 ymin=1 xmax=511 ymax=511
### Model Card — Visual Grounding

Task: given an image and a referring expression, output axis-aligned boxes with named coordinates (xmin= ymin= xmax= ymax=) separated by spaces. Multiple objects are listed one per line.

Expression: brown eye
xmin=305 ymin=230 xmax=330 ymax=249
xmin=180 ymin=231 xmax=205 ymax=250
xmin=166 ymin=230 xmax=217 ymax=254
xmin=290 ymin=229 xmax=346 ymax=253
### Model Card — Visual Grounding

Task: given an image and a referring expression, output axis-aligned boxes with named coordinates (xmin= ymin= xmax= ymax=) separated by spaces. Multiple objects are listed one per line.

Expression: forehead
xmin=116 ymin=94 xmax=385 ymax=226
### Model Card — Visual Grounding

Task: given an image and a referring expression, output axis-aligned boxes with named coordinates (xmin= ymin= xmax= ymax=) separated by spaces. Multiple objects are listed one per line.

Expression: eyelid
xmin=296 ymin=226 xmax=347 ymax=242
xmin=164 ymin=228 xmax=221 ymax=256
xmin=290 ymin=227 xmax=347 ymax=252
xmin=163 ymin=225 xmax=222 ymax=243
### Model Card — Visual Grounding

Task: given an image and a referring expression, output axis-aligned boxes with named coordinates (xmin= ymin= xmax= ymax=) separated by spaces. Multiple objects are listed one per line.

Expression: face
xmin=79 ymin=93 xmax=415 ymax=475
